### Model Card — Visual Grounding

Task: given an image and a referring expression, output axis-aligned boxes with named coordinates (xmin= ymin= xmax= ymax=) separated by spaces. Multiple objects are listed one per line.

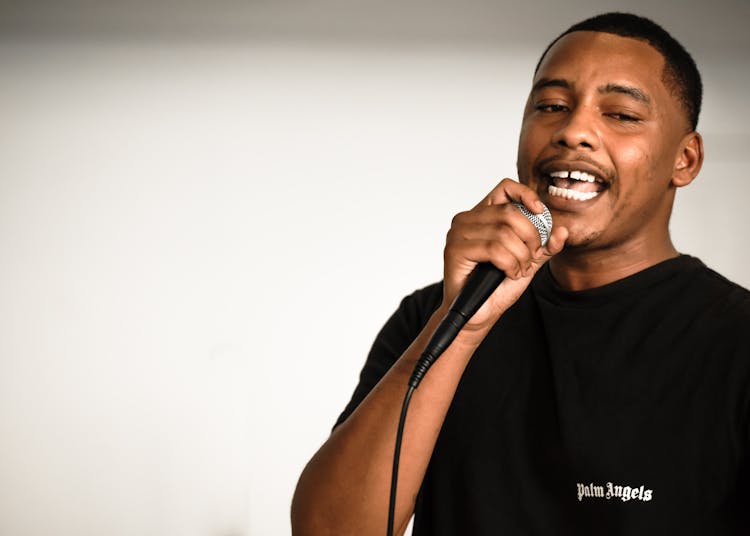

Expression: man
xmin=292 ymin=12 xmax=750 ymax=535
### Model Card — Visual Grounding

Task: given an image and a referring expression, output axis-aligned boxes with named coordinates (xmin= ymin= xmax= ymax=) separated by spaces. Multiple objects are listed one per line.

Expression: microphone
xmin=408 ymin=202 xmax=552 ymax=388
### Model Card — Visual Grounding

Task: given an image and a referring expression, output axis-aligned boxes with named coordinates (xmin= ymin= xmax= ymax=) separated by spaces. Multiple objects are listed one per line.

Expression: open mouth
xmin=544 ymin=170 xmax=609 ymax=202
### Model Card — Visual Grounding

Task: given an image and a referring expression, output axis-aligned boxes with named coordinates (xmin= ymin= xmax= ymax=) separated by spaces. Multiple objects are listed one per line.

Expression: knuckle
xmin=494 ymin=223 xmax=525 ymax=250
xmin=446 ymin=225 xmax=469 ymax=246
xmin=444 ymin=239 xmax=465 ymax=260
xmin=498 ymin=203 xmax=518 ymax=217
xmin=450 ymin=210 xmax=470 ymax=227
xmin=445 ymin=227 xmax=456 ymax=244
xmin=486 ymin=240 xmax=507 ymax=260
xmin=493 ymin=223 xmax=514 ymax=240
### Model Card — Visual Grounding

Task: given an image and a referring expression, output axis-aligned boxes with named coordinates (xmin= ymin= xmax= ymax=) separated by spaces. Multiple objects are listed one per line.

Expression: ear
xmin=671 ymin=131 xmax=703 ymax=187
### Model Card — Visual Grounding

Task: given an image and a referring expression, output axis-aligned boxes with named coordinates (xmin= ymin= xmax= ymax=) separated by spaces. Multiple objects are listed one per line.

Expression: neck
xmin=548 ymin=237 xmax=680 ymax=291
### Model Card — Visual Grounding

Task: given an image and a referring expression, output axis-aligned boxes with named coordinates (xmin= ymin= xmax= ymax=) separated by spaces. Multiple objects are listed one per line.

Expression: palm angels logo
xmin=576 ymin=482 xmax=653 ymax=502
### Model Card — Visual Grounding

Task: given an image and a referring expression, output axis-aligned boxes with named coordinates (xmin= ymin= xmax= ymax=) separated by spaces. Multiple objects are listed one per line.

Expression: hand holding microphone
xmin=410 ymin=179 xmax=568 ymax=387
xmin=390 ymin=180 xmax=568 ymax=536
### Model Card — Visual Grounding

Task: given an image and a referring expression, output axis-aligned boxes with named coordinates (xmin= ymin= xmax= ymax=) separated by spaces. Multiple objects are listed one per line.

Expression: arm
xmin=291 ymin=180 xmax=567 ymax=535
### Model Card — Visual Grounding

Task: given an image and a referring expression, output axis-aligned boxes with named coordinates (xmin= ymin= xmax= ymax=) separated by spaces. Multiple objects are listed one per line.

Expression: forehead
xmin=534 ymin=31 xmax=668 ymax=100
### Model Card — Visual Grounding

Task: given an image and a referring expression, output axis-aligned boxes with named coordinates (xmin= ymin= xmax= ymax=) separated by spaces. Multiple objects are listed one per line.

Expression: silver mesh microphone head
xmin=513 ymin=202 xmax=553 ymax=247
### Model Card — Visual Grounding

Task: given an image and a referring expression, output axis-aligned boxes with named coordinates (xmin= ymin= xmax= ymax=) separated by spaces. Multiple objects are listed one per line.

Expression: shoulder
xmin=674 ymin=260 xmax=750 ymax=359
xmin=374 ymin=282 xmax=443 ymax=350
xmin=686 ymin=259 xmax=750 ymax=322
xmin=396 ymin=281 xmax=444 ymax=326
xmin=331 ymin=283 xmax=443 ymax=429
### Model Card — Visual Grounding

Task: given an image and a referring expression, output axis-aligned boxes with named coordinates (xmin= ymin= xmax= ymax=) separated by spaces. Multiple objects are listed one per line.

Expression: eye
xmin=535 ymin=103 xmax=568 ymax=113
xmin=607 ymin=112 xmax=641 ymax=122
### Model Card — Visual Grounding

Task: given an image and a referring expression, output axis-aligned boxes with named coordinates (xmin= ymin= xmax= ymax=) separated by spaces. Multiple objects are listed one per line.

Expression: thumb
xmin=489 ymin=224 xmax=567 ymax=309
xmin=533 ymin=225 xmax=568 ymax=266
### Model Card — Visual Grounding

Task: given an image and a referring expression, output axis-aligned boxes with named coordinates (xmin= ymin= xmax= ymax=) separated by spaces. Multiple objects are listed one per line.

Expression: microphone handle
xmin=408 ymin=262 xmax=504 ymax=388
xmin=407 ymin=201 xmax=551 ymax=388
xmin=449 ymin=261 xmax=506 ymax=321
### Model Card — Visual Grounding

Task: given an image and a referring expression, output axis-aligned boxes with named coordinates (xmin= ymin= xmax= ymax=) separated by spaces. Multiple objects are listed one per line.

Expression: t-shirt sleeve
xmin=333 ymin=282 xmax=444 ymax=430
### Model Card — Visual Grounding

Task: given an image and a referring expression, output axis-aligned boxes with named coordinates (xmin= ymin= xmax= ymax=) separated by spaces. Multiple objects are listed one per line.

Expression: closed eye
xmin=607 ymin=112 xmax=641 ymax=122
xmin=536 ymin=104 xmax=568 ymax=113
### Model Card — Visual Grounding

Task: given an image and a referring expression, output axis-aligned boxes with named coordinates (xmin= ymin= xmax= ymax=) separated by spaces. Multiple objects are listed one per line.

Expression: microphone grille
xmin=513 ymin=202 xmax=553 ymax=247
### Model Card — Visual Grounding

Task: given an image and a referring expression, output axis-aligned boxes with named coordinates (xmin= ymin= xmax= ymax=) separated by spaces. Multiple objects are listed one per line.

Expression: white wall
xmin=1 ymin=2 xmax=748 ymax=535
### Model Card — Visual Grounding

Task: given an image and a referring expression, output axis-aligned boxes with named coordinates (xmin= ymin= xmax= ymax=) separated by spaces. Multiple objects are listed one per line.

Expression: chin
xmin=559 ymin=225 xmax=605 ymax=250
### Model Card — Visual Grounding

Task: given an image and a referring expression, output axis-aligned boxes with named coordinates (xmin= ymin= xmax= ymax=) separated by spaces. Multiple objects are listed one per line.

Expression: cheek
xmin=516 ymin=125 xmax=546 ymax=181
xmin=615 ymin=124 xmax=675 ymax=183
xmin=611 ymin=141 xmax=664 ymax=204
xmin=515 ymin=134 xmax=532 ymax=181
xmin=609 ymin=143 xmax=672 ymax=232
xmin=618 ymin=144 xmax=652 ymax=178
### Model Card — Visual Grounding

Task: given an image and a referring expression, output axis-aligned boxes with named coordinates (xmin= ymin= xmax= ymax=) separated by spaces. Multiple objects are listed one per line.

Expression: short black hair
xmin=534 ymin=12 xmax=702 ymax=131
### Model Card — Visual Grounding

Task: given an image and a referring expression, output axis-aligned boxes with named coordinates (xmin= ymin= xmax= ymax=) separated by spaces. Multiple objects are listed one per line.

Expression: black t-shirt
xmin=335 ymin=255 xmax=750 ymax=535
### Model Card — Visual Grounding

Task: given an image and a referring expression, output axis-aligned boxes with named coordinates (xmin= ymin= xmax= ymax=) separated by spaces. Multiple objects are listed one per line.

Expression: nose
xmin=551 ymin=107 xmax=600 ymax=151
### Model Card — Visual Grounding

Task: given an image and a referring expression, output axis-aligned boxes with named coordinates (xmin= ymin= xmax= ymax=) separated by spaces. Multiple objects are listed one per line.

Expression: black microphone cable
xmin=386 ymin=202 xmax=552 ymax=536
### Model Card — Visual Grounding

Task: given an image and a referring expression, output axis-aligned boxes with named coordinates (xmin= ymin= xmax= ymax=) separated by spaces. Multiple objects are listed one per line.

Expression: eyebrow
xmin=531 ymin=78 xmax=652 ymax=107
xmin=531 ymin=78 xmax=569 ymax=93
xmin=599 ymin=83 xmax=651 ymax=105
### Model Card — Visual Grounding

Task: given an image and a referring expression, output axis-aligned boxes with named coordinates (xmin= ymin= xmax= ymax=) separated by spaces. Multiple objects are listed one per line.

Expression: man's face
xmin=516 ymin=31 xmax=692 ymax=251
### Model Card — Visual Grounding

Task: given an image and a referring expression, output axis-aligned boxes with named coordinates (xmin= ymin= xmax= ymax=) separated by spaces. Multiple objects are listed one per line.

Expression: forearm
xmin=292 ymin=183 xmax=566 ymax=535
xmin=291 ymin=306 xmax=487 ymax=535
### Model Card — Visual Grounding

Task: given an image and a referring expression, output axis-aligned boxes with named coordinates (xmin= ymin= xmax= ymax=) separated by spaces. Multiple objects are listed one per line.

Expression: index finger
xmin=475 ymin=178 xmax=545 ymax=215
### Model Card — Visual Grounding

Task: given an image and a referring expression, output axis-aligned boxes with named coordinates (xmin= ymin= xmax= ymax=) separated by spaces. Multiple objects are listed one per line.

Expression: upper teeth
xmin=550 ymin=170 xmax=597 ymax=183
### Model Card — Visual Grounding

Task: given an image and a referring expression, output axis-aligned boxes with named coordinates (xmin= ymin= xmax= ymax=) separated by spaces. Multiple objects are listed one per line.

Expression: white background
xmin=1 ymin=1 xmax=748 ymax=535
